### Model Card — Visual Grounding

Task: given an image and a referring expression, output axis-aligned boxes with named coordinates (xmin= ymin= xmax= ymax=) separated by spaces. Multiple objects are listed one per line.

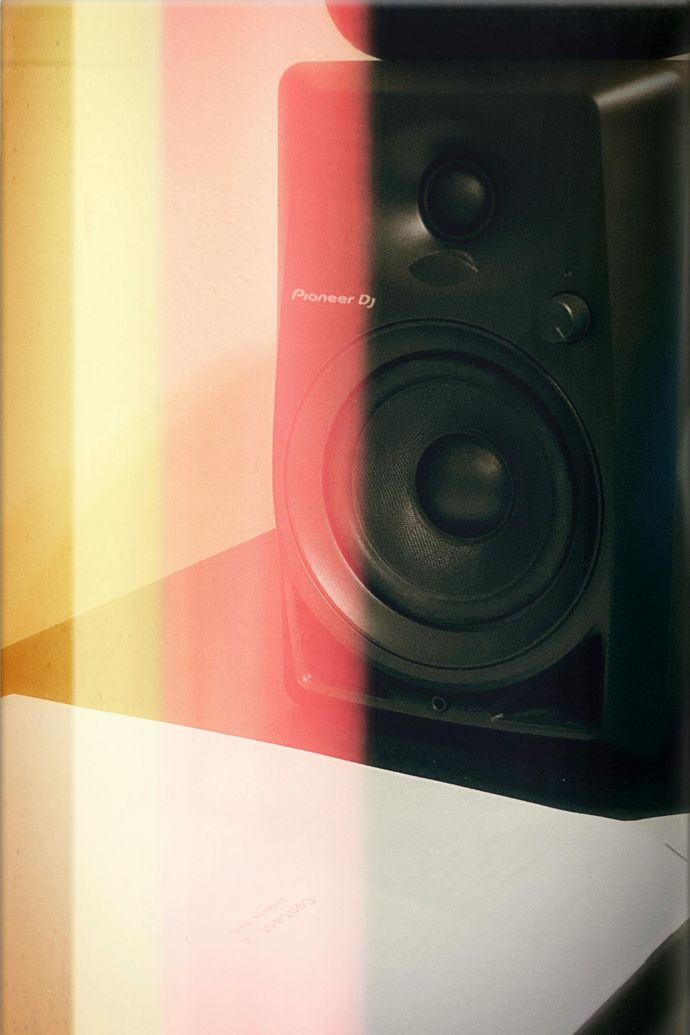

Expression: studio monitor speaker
xmin=274 ymin=62 xmax=688 ymax=766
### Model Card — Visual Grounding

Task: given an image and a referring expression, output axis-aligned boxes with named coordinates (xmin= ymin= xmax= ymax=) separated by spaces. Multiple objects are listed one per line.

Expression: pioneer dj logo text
xmin=291 ymin=288 xmax=376 ymax=309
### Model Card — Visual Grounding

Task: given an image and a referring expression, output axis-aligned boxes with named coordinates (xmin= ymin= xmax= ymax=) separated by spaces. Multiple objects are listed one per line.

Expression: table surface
xmin=2 ymin=692 xmax=688 ymax=1035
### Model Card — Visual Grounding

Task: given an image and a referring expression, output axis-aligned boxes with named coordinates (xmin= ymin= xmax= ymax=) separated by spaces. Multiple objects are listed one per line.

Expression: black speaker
xmin=274 ymin=61 xmax=687 ymax=772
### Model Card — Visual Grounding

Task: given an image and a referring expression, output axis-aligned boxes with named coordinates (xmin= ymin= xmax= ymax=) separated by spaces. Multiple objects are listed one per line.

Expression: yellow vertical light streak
xmin=2 ymin=7 xmax=74 ymax=1030
xmin=2 ymin=0 xmax=164 ymax=723
xmin=72 ymin=3 xmax=161 ymax=623
xmin=71 ymin=4 xmax=163 ymax=1030
xmin=2 ymin=2 xmax=74 ymax=649
xmin=71 ymin=1 xmax=162 ymax=721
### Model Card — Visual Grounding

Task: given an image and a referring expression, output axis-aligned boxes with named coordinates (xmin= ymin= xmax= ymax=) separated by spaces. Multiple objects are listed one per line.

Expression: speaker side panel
xmin=595 ymin=64 xmax=688 ymax=758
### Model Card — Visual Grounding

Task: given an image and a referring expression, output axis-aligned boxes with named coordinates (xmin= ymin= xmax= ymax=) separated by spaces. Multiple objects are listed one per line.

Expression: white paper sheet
xmin=2 ymin=694 xmax=687 ymax=1034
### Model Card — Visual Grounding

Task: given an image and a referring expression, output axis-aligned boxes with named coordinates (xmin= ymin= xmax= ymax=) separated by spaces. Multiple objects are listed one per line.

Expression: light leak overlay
xmin=2 ymin=3 xmax=374 ymax=1032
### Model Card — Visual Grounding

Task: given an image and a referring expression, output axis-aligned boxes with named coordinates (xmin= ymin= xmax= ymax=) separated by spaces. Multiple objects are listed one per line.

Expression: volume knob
xmin=537 ymin=294 xmax=591 ymax=344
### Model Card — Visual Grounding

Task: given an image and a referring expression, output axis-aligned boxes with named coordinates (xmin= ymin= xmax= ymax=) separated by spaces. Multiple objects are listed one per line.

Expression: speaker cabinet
xmin=274 ymin=62 xmax=687 ymax=764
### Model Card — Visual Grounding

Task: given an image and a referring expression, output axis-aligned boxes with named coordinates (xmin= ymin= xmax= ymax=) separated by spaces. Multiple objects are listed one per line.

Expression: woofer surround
xmin=285 ymin=321 xmax=602 ymax=686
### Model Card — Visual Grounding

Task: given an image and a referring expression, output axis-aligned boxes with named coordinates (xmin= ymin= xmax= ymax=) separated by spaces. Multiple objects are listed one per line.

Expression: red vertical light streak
xmin=160 ymin=8 xmax=372 ymax=1032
